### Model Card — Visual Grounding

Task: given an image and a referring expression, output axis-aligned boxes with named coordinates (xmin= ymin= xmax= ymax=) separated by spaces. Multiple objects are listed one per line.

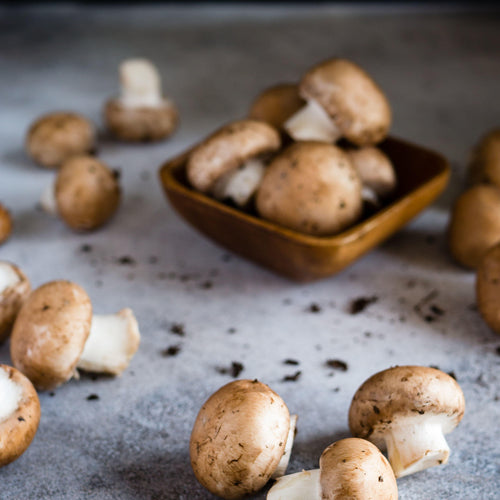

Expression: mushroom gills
xmin=272 ymin=414 xmax=298 ymax=478
xmin=77 ymin=308 xmax=140 ymax=375
xmin=267 ymin=469 xmax=321 ymax=500
xmin=120 ymin=59 xmax=163 ymax=108
xmin=40 ymin=182 xmax=58 ymax=216
xmin=284 ymin=99 xmax=340 ymax=143
xmin=0 ymin=262 xmax=20 ymax=295
xmin=384 ymin=418 xmax=450 ymax=478
xmin=0 ymin=368 xmax=23 ymax=423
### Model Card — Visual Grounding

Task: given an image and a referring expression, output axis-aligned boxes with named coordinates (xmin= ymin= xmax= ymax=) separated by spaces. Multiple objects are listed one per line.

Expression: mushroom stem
xmin=284 ymin=99 xmax=340 ymax=143
xmin=385 ymin=419 xmax=450 ymax=478
xmin=267 ymin=469 xmax=321 ymax=500
xmin=0 ymin=368 xmax=22 ymax=423
xmin=272 ymin=414 xmax=298 ymax=478
xmin=40 ymin=182 xmax=58 ymax=216
xmin=77 ymin=309 xmax=140 ymax=375
xmin=0 ymin=263 xmax=20 ymax=294
xmin=120 ymin=59 xmax=163 ymax=108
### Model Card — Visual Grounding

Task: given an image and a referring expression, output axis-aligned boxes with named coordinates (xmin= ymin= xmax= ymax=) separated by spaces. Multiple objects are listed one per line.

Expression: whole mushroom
xmin=190 ymin=379 xmax=297 ymax=499
xmin=0 ymin=364 xmax=41 ymax=468
xmin=476 ymin=242 xmax=500 ymax=335
xmin=0 ymin=203 xmax=12 ymax=245
xmin=468 ymin=128 xmax=500 ymax=187
xmin=10 ymin=280 xmax=140 ymax=390
xmin=267 ymin=438 xmax=398 ymax=500
xmin=25 ymin=112 xmax=96 ymax=168
xmin=349 ymin=366 xmax=465 ymax=478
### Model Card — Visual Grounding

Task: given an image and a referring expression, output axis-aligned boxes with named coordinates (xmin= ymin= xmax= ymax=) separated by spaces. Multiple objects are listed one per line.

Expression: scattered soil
xmin=117 ymin=255 xmax=136 ymax=266
xmin=162 ymin=345 xmax=181 ymax=357
xmin=283 ymin=371 xmax=301 ymax=382
xmin=307 ymin=303 xmax=322 ymax=313
xmin=86 ymin=394 xmax=99 ymax=401
xmin=170 ymin=323 xmax=185 ymax=336
xmin=326 ymin=359 xmax=348 ymax=371
xmin=216 ymin=361 xmax=244 ymax=378
xmin=349 ymin=296 xmax=378 ymax=314
xmin=284 ymin=359 xmax=300 ymax=365
xmin=80 ymin=244 xmax=92 ymax=253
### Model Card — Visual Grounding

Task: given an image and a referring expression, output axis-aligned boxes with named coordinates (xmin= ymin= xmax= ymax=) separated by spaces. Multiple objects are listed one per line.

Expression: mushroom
xmin=267 ymin=438 xmax=398 ymax=500
xmin=10 ymin=280 xmax=140 ymax=390
xmin=448 ymin=184 xmax=500 ymax=269
xmin=349 ymin=365 xmax=465 ymax=478
xmin=25 ymin=112 xmax=96 ymax=169
xmin=256 ymin=141 xmax=363 ymax=236
xmin=476 ymin=241 xmax=500 ymax=335
xmin=104 ymin=58 xmax=178 ymax=142
xmin=190 ymin=379 xmax=297 ymax=499
xmin=468 ymin=128 xmax=500 ymax=187
xmin=0 ymin=261 xmax=31 ymax=343
xmin=284 ymin=58 xmax=391 ymax=146
xmin=0 ymin=202 xmax=12 ymax=245
xmin=187 ymin=120 xmax=281 ymax=207
xmin=0 ymin=364 xmax=41 ymax=468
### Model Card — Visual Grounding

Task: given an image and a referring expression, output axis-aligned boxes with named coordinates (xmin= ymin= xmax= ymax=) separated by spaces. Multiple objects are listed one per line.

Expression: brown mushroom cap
xmin=348 ymin=366 xmax=465 ymax=448
xmin=468 ymin=129 xmax=500 ymax=187
xmin=448 ymin=184 xmax=500 ymax=269
xmin=10 ymin=280 xmax=92 ymax=390
xmin=0 ymin=203 xmax=12 ymax=245
xmin=256 ymin=141 xmax=362 ymax=236
xmin=187 ymin=120 xmax=281 ymax=193
xmin=55 ymin=155 xmax=121 ymax=231
xmin=248 ymin=84 xmax=305 ymax=130
xmin=476 ymin=242 xmax=500 ymax=334
xmin=299 ymin=58 xmax=391 ymax=146
xmin=25 ymin=112 xmax=96 ymax=169
xmin=0 ymin=262 xmax=31 ymax=343
xmin=190 ymin=379 xmax=291 ymax=499
xmin=104 ymin=99 xmax=178 ymax=142
xmin=0 ymin=364 xmax=41 ymax=468
xmin=320 ymin=438 xmax=398 ymax=500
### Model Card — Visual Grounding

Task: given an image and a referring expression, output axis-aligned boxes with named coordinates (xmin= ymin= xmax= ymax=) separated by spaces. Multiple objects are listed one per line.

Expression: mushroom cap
xmin=104 ymin=98 xmax=178 ymax=142
xmin=0 ymin=203 xmax=12 ymax=245
xmin=348 ymin=366 xmax=465 ymax=449
xmin=299 ymin=58 xmax=391 ymax=146
xmin=248 ymin=84 xmax=305 ymax=130
xmin=320 ymin=438 xmax=398 ymax=500
xmin=0 ymin=364 xmax=41 ymax=468
xmin=468 ymin=128 xmax=500 ymax=188
xmin=256 ymin=141 xmax=362 ymax=236
xmin=55 ymin=155 xmax=121 ymax=231
xmin=190 ymin=379 xmax=291 ymax=499
xmin=0 ymin=262 xmax=31 ymax=343
xmin=476 ymin=242 xmax=500 ymax=334
xmin=10 ymin=280 xmax=92 ymax=390
xmin=187 ymin=120 xmax=281 ymax=193
xmin=448 ymin=184 xmax=500 ymax=269
xmin=25 ymin=112 xmax=96 ymax=169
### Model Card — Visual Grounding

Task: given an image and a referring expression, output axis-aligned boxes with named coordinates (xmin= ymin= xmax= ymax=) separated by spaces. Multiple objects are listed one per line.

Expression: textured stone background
xmin=0 ymin=4 xmax=499 ymax=499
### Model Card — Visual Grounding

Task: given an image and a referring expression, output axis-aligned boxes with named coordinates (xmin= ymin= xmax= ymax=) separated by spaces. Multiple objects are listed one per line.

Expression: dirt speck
xmin=349 ymin=296 xmax=378 ymax=314
xmin=217 ymin=361 xmax=244 ymax=378
xmin=282 ymin=371 xmax=302 ymax=382
xmin=326 ymin=359 xmax=348 ymax=371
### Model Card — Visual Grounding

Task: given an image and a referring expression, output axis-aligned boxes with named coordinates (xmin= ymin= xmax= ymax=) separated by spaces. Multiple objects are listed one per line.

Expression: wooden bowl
xmin=159 ymin=137 xmax=450 ymax=282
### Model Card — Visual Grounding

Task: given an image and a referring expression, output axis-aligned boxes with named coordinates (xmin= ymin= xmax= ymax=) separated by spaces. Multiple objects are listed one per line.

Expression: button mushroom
xmin=284 ymin=58 xmax=391 ymax=146
xmin=0 ymin=364 xmax=41 ymax=468
xmin=190 ymin=379 xmax=297 ymax=499
xmin=10 ymin=280 xmax=140 ymax=390
xmin=349 ymin=366 xmax=465 ymax=478
xmin=104 ymin=58 xmax=178 ymax=142
xmin=0 ymin=261 xmax=31 ymax=343
xmin=476 ymin=241 xmax=500 ymax=335
xmin=0 ymin=202 xmax=12 ymax=245
xmin=468 ymin=128 xmax=500 ymax=187
xmin=256 ymin=141 xmax=362 ymax=236
xmin=267 ymin=438 xmax=398 ymax=500
xmin=25 ymin=112 xmax=96 ymax=169
xmin=187 ymin=120 xmax=281 ymax=207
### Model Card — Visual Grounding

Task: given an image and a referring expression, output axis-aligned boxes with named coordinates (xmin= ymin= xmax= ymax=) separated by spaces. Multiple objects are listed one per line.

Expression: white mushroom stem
xmin=77 ymin=308 xmax=140 ymax=375
xmin=267 ymin=469 xmax=321 ymax=500
xmin=272 ymin=414 xmax=298 ymax=478
xmin=384 ymin=419 xmax=450 ymax=478
xmin=0 ymin=262 xmax=20 ymax=295
xmin=0 ymin=368 xmax=22 ymax=423
xmin=120 ymin=59 xmax=163 ymax=108
xmin=284 ymin=99 xmax=340 ymax=143
xmin=40 ymin=182 xmax=58 ymax=216
xmin=212 ymin=157 xmax=266 ymax=207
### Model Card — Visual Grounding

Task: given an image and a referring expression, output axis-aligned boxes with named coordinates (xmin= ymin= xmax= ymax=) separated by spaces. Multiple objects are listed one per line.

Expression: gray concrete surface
xmin=0 ymin=4 xmax=499 ymax=499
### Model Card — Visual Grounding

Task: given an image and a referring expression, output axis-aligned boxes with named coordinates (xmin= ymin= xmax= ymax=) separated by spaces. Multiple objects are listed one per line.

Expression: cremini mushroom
xmin=10 ymin=280 xmax=140 ymax=390
xmin=267 ymin=438 xmax=398 ymax=500
xmin=104 ymin=58 xmax=178 ymax=142
xmin=256 ymin=141 xmax=362 ymax=236
xmin=0 ymin=203 xmax=12 ymax=245
xmin=284 ymin=58 xmax=391 ymax=146
xmin=476 ymin=241 xmax=500 ymax=335
xmin=190 ymin=379 xmax=297 ymax=499
xmin=25 ymin=112 xmax=96 ymax=168
xmin=0 ymin=364 xmax=40 ymax=468
xmin=468 ymin=128 xmax=500 ymax=187
xmin=0 ymin=261 xmax=31 ymax=343
xmin=187 ymin=120 xmax=281 ymax=207
xmin=448 ymin=184 xmax=500 ymax=269
xmin=349 ymin=366 xmax=465 ymax=478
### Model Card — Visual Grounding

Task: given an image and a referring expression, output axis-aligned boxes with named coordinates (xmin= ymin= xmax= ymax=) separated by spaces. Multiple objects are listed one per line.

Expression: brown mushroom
xmin=468 ymin=128 xmax=500 ymax=187
xmin=0 ymin=203 xmax=12 ymax=245
xmin=476 ymin=242 xmax=500 ymax=335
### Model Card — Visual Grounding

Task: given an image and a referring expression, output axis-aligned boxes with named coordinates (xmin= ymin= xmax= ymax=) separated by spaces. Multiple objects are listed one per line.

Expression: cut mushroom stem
xmin=284 ymin=99 xmax=340 ymax=143
xmin=120 ymin=59 xmax=163 ymax=108
xmin=40 ymin=182 xmax=58 ymax=216
xmin=77 ymin=308 xmax=140 ymax=376
xmin=268 ymin=469 xmax=321 ymax=500
xmin=273 ymin=414 xmax=298 ymax=478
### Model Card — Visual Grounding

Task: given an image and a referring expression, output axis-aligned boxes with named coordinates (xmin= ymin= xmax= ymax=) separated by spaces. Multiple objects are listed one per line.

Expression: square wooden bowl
xmin=159 ymin=137 xmax=450 ymax=282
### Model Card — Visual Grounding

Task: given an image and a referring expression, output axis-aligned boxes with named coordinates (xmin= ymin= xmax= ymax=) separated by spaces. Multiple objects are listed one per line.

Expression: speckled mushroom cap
xmin=187 ymin=120 xmax=281 ymax=193
xmin=476 ymin=242 xmax=500 ymax=335
xmin=299 ymin=58 xmax=391 ymax=146
xmin=348 ymin=366 xmax=465 ymax=448
xmin=10 ymin=280 xmax=92 ymax=391
xmin=320 ymin=438 xmax=398 ymax=500
xmin=0 ymin=203 xmax=12 ymax=245
xmin=468 ymin=128 xmax=500 ymax=187
xmin=190 ymin=379 xmax=291 ymax=499
xmin=25 ymin=112 xmax=96 ymax=169
xmin=256 ymin=141 xmax=362 ymax=236
xmin=0 ymin=364 xmax=41 ymax=468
